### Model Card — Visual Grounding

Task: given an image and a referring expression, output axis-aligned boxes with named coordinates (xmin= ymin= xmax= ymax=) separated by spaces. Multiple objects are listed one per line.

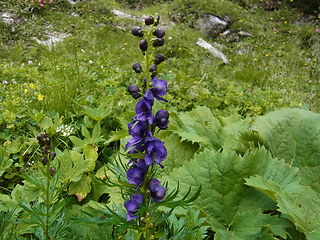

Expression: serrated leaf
xmin=39 ymin=116 xmax=53 ymax=130
xmin=68 ymin=176 xmax=92 ymax=198
xmin=164 ymin=148 xmax=296 ymax=239
xmin=174 ymin=106 xmax=222 ymax=149
xmin=83 ymin=106 xmax=110 ymax=122
xmin=105 ymin=127 xmax=128 ymax=145
xmin=253 ymin=108 xmax=320 ymax=192
xmin=160 ymin=133 xmax=198 ymax=176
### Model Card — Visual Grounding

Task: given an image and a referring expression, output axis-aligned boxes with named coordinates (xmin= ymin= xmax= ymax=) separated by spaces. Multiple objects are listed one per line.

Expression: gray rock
xmin=196 ymin=38 xmax=229 ymax=64
xmin=111 ymin=9 xmax=143 ymax=22
xmin=198 ymin=14 xmax=230 ymax=38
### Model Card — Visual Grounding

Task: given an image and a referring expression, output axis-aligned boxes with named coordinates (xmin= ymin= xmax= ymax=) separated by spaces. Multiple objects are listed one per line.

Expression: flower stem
xmin=45 ymin=155 xmax=51 ymax=240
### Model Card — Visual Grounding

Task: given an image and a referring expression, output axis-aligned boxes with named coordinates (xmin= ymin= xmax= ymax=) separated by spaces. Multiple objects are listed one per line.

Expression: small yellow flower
xmin=178 ymin=47 xmax=182 ymax=51
xmin=314 ymin=59 xmax=317 ymax=62
xmin=219 ymin=33 xmax=223 ymax=36
xmin=274 ymin=31 xmax=277 ymax=34
xmin=72 ymin=36 xmax=75 ymax=39
xmin=270 ymin=18 xmax=273 ymax=20
xmin=68 ymin=21 xmax=71 ymax=23
xmin=284 ymin=21 xmax=287 ymax=24
xmin=265 ymin=54 xmax=269 ymax=57
xmin=304 ymin=63 xmax=307 ymax=66
xmin=29 ymin=83 xmax=34 ymax=88
xmin=24 ymin=89 xmax=28 ymax=93
xmin=255 ymin=45 xmax=258 ymax=47
xmin=124 ymin=43 xmax=127 ymax=46
xmin=88 ymin=30 xmax=91 ymax=32
xmin=38 ymin=94 xmax=44 ymax=101
xmin=301 ymin=12 xmax=303 ymax=15
xmin=299 ymin=103 xmax=302 ymax=107
xmin=290 ymin=0 xmax=293 ymax=2
xmin=100 ymin=28 xmax=103 ymax=30
xmin=239 ymin=19 xmax=243 ymax=22
xmin=229 ymin=59 xmax=232 ymax=62
xmin=254 ymin=58 xmax=257 ymax=61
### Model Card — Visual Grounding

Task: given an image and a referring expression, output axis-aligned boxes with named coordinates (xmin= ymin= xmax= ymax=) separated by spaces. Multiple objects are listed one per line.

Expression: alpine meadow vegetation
xmin=0 ymin=0 xmax=320 ymax=239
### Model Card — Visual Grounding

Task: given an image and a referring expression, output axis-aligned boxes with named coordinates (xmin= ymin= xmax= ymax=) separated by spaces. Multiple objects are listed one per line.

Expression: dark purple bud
xmin=154 ymin=15 xmax=160 ymax=26
xmin=155 ymin=110 xmax=169 ymax=129
xmin=50 ymin=168 xmax=55 ymax=175
xmin=151 ymin=71 xmax=157 ymax=77
xmin=128 ymin=84 xmax=141 ymax=99
xmin=131 ymin=26 xmax=144 ymax=37
xmin=124 ymin=193 xmax=144 ymax=221
xmin=154 ymin=53 xmax=165 ymax=65
xmin=139 ymin=39 xmax=148 ymax=51
xmin=45 ymin=137 xmax=50 ymax=147
xmin=145 ymin=15 xmax=154 ymax=25
xmin=41 ymin=157 xmax=47 ymax=165
xmin=153 ymin=27 xmax=165 ymax=38
xmin=148 ymin=178 xmax=166 ymax=202
xmin=132 ymin=62 xmax=142 ymax=73
xmin=153 ymin=38 xmax=164 ymax=47
xmin=37 ymin=133 xmax=43 ymax=141
xmin=41 ymin=147 xmax=47 ymax=155
xmin=51 ymin=152 xmax=56 ymax=160
xmin=149 ymin=64 xmax=157 ymax=72
xmin=43 ymin=132 xmax=47 ymax=138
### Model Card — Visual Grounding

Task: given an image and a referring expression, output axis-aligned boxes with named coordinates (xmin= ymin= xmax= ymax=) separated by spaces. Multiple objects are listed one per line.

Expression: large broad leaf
xmin=173 ymin=106 xmax=251 ymax=152
xmin=246 ymin=175 xmax=320 ymax=240
xmin=253 ymin=108 xmax=320 ymax=192
xmin=174 ymin=106 xmax=222 ymax=149
xmin=68 ymin=175 xmax=92 ymax=198
xmin=160 ymin=133 xmax=198 ymax=176
xmin=164 ymin=148 xmax=297 ymax=239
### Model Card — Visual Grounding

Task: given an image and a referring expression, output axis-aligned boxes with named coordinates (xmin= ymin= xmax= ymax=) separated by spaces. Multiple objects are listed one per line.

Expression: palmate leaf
xmin=164 ymin=147 xmax=298 ymax=239
xmin=174 ymin=106 xmax=222 ymax=149
xmin=173 ymin=106 xmax=251 ymax=151
xmin=246 ymin=175 xmax=320 ymax=240
xmin=252 ymin=108 xmax=320 ymax=192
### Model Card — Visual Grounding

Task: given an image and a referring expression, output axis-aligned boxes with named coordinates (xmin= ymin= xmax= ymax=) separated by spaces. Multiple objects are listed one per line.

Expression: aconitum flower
xmin=148 ymin=178 xmax=166 ymax=202
xmin=128 ymin=120 xmax=148 ymax=137
xmin=127 ymin=160 xmax=148 ymax=188
xmin=134 ymin=89 xmax=155 ymax=125
xmin=124 ymin=193 xmax=144 ymax=221
xmin=155 ymin=110 xmax=169 ymax=129
xmin=144 ymin=138 xmax=167 ymax=167
xmin=150 ymin=76 xmax=168 ymax=102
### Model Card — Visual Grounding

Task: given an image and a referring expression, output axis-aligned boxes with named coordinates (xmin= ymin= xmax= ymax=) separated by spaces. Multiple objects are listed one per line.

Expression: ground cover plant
xmin=0 ymin=0 xmax=319 ymax=239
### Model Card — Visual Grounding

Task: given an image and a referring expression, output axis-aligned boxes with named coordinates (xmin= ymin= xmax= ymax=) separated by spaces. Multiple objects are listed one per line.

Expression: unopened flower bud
xmin=154 ymin=53 xmax=165 ymax=65
xmin=127 ymin=84 xmax=141 ymax=99
xmin=37 ymin=133 xmax=43 ymax=141
xmin=132 ymin=62 xmax=142 ymax=73
xmin=45 ymin=137 xmax=50 ymax=146
xmin=153 ymin=27 xmax=165 ymax=38
xmin=139 ymin=39 xmax=148 ymax=51
xmin=50 ymin=168 xmax=55 ymax=175
xmin=153 ymin=38 xmax=164 ymax=47
xmin=149 ymin=64 xmax=157 ymax=72
xmin=131 ymin=26 xmax=144 ymax=37
xmin=51 ymin=151 xmax=56 ymax=160
xmin=145 ymin=15 xmax=154 ymax=25
xmin=155 ymin=110 xmax=169 ymax=129
xmin=140 ymin=217 xmax=146 ymax=223
xmin=154 ymin=15 xmax=160 ymax=26
xmin=41 ymin=157 xmax=47 ymax=165
xmin=41 ymin=147 xmax=47 ymax=155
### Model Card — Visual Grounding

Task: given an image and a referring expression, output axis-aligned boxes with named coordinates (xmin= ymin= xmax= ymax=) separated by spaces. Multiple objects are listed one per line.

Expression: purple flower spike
xmin=145 ymin=138 xmax=167 ymax=167
xmin=124 ymin=193 xmax=144 ymax=221
xmin=149 ymin=178 xmax=166 ymax=202
xmin=134 ymin=89 xmax=155 ymax=125
xmin=155 ymin=110 xmax=169 ymax=129
xmin=150 ymin=76 xmax=168 ymax=102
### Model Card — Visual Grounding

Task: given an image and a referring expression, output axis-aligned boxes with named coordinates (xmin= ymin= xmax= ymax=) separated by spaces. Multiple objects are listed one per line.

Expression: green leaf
xmin=160 ymin=133 xmax=198 ymax=176
xmin=81 ymin=126 xmax=91 ymax=139
xmin=165 ymin=148 xmax=296 ymax=239
xmin=174 ymin=106 xmax=222 ymax=149
xmin=83 ymin=144 xmax=98 ymax=172
xmin=68 ymin=175 xmax=92 ymax=198
xmin=253 ymin=108 xmax=320 ymax=192
xmin=69 ymin=136 xmax=85 ymax=149
xmin=92 ymin=123 xmax=101 ymax=140
xmin=83 ymin=106 xmax=111 ymax=122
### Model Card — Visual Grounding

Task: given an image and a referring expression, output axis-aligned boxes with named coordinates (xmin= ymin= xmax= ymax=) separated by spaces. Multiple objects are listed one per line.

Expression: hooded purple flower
xmin=127 ymin=159 xmax=148 ymax=188
xmin=128 ymin=120 xmax=148 ymax=137
xmin=150 ymin=76 xmax=168 ymax=102
xmin=155 ymin=109 xmax=169 ymax=129
xmin=134 ymin=89 xmax=155 ymax=125
xmin=144 ymin=137 xmax=167 ymax=167
xmin=124 ymin=193 xmax=144 ymax=221
xmin=148 ymin=178 xmax=166 ymax=202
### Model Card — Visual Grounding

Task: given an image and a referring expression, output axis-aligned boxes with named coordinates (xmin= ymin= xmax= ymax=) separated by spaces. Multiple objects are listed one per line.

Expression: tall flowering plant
xmin=124 ymin=14 xmax=169 ymax=222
